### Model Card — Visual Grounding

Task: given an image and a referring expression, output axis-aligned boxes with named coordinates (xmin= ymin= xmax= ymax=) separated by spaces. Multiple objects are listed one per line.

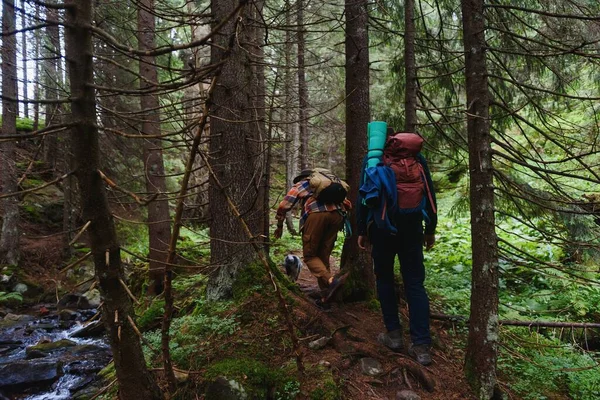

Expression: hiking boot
xmin=377 ymin=329 xmax=404 ymax=352
xmin=314 ymin=298 xmax=332 ymax=312
xmin=408 ymin=344 xmax=432 ymax=366
xmin=323 ymin=272 xmax=349 ymax=303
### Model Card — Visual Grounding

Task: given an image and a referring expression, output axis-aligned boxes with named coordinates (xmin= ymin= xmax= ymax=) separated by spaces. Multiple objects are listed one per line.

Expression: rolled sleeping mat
xmin=367 ymin=121 xmax=388 ymax=168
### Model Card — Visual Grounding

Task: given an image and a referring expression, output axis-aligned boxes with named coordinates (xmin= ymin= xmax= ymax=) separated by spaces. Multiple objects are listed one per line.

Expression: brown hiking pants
xmin=302 ymin=211 xmax=344 ymax=289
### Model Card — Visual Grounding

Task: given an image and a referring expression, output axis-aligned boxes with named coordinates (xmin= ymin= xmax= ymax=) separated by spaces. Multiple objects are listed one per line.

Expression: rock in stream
xmin=0 ymin=303 xmax=111 ymax=399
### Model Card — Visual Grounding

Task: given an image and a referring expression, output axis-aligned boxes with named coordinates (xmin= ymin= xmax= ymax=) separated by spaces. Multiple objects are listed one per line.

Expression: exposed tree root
xmin=294 ymin=293 xmax=437 ymax=392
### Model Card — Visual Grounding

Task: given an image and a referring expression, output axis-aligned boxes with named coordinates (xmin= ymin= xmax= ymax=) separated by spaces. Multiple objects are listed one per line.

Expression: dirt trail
xmin=292 ymin=257 xmax=476 ymax=400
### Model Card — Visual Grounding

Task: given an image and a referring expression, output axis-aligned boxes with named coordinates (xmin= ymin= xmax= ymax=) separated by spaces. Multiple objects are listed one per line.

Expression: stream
xmin=0 ymin=303 xmax=111 ymax=400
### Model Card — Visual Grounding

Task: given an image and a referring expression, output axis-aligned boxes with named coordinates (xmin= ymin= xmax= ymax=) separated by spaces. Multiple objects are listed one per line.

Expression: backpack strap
xmin=420 ymin=167 xmax=437 ymax=214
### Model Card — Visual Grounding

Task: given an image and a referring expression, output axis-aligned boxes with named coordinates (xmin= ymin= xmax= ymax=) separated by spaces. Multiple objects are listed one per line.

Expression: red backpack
xmin=383 ymin=133 xmax=436 ymax=214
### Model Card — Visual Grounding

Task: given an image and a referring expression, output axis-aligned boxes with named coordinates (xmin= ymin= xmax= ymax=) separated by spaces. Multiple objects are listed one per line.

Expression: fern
xmin=0 ymin=291 xmax=23 ymax=304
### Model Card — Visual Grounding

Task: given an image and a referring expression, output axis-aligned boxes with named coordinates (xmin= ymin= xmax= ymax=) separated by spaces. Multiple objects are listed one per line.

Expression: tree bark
xmin=43 ymin=0 xmax=63 ymax=169
xmin=251 ymin=0 xmax=268 ymax=249
xmin=284 ymin=0 xmax=299 ymax=236
xmin=33 ymin=2 xmax=40 ymax=131
xmin=20 ymin=0 xmax=28 ymax=119
xmin=182 ymin=0 xmax=210 ymax=225
xmin=461 ymin=0 xmax=500 ymax=398
xmin=341 ymin=0 xmax=374 ymax=300
xmin=64 ymin=2 xmax=162 ymax=398
xmin=297 ymin=0 xmax=309 ymax=170
xmin=0 ymin=0 xmax=20 ymax=266
xmin=207 ymin=0 xmax=261 ymax=300
xmin=404 ymin=0 xmax=417 ymax=133
xmin=137 ymin=0 xmax=172 ymax=295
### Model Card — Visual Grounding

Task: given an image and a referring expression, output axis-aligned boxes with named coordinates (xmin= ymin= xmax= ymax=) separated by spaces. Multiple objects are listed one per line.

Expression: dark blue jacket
xmin=359 ymin=165 xmax=399 ymax=234
xmin=357 ymin=153 xmax=437 ymax=236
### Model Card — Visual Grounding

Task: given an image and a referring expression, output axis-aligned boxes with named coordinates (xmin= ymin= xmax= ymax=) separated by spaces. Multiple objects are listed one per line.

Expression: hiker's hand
xmin=423 ymin=234 xmax=435 ymax=251
xmin=274 ymin=225 xmax=283 ymax=240
xmin=358 ymin=235 xmax=369 ymax=250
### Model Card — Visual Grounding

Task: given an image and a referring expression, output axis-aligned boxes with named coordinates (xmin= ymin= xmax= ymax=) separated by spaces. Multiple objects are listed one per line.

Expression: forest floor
xmin=287 ymin=260 xmax=477 ymax=400
xmin=8 ymin=211 xmax=482 ymax=399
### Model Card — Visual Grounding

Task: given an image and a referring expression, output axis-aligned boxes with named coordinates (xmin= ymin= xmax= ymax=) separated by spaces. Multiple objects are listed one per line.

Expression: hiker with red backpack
xmin=274 ymin=169 xmax=351 ymax=308
xmin=357 ymin=131 xmax=437 ymax=366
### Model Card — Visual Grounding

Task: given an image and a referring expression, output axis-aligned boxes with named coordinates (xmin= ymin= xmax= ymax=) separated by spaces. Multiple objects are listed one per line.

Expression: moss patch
xmin=137 ymin=299 xmax=165 ymax=331
xmin=305 ymin=364 xmax=342 ymax=400
xmin=309 ymin=379 xmax=342 ymax=400
xmin=205 ymin=358 xmax=293 ymax=398
xmin=232 ymin=262 xmax=270 ymax=302
xmin=26 ymin=339 xmax=77 ymax=354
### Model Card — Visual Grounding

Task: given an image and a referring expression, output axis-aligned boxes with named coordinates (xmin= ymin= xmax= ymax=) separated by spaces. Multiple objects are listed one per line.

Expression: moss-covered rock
xmin=21 ymin=180 xmax=64 ymax=225
xmin=26 ymin=339 xmax=77 ymax=355
xmin=205 ymin=376 xmax=248 ymax=400
xmin=205 ymin=358 xmax=292 ymax=399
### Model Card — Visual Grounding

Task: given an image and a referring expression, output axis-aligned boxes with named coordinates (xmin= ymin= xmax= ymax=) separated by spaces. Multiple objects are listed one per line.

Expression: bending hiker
xmin=274 ymin=168 xmax=351 ymax=308
xmin=357 ymin=132 xmax=437 ymax=366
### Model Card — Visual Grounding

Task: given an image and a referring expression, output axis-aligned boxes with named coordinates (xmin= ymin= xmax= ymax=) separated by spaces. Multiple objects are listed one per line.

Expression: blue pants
xmin=370 ymin=213 xmax=431 ymax=345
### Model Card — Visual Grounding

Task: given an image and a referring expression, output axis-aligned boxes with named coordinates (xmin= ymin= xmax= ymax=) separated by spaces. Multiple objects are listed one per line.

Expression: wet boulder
xmin=63 ymin=345 xmax=112 ymax=375
xmin=71 ymin=320 xmax=105 ymax=338
xmin=59 ymin=309 xmax=80 ymax=321
xmin=25 ymin=349 xmax=48 ymax=360
xmin=0 ymin=313 xmax=34 ymax=329
xmin=0 ymin=359 xmax=61 ymax=389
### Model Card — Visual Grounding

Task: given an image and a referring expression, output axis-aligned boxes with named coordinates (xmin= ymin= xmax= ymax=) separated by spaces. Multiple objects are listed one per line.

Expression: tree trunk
xmin=64 ymin=2 xmax=162 ymax=398
xmin=207 ymin=0 xmax=261 ymax=300
xmin=341 ymin=0 xmax=374 ymax=300
xmin=250 ymin=0 xmax=268 ymax=249
xmin=404 ymin=0 xmax=417 ymax=133
xmin=137 ymin=0 xmax=172 ymax=296
xmin=0 ymin=0 xmax=20 ymax=266
xmin=461 ymin=0 xmax=500 ymax=398
xmin=284 ymin=0 xmax=298 ymax=235
xmin=33 ymin=2 xmax=40 ymax=131
xmin=20 ymin=0 xmax=28 ymax=119
xmin=43 ymin=0 xmax=63 ymax=170
xmin=297 ymin=0 xmax=309 ymax=170
xmin=182 ymin=0 xmax=210 ymax=225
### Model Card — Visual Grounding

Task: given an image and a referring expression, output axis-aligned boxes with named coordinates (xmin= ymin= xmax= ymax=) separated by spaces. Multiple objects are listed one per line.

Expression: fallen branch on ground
xmin=430 ymin=313 xmax=600 ymax=329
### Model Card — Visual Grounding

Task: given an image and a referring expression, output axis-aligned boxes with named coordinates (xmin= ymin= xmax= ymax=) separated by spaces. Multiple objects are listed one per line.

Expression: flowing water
xmin=0 ymin=306 xmax=111 ymax=400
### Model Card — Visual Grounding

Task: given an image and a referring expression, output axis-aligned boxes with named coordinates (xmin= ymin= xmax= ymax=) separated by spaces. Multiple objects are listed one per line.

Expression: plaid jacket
xmin=276 ymin=180 xmax=351 ymax=231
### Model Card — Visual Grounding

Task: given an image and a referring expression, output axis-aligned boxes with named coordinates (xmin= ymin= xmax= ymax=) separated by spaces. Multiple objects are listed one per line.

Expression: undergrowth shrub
xmin=500 ymin=329 xmax=600 ymax=400
xmin=429 ymin=192 xmax=600 ymax=400
xmin=143 ymin=302 xmax=239 ymax=369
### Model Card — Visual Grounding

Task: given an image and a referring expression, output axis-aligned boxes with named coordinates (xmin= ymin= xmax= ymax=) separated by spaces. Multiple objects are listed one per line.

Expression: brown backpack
xmin=307 ymin=168 xmax=350 ymax=204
